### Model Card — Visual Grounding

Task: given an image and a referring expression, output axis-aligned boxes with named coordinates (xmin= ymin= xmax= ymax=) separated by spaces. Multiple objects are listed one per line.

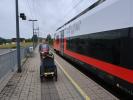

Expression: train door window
xmin=60 ymin=30 xmax=64 ymax=55
xmin=56 ymin=35 xmax=59 ymax=44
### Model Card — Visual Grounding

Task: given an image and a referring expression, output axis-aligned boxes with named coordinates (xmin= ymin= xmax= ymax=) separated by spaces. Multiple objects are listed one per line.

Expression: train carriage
xmin=54 ymin=0 xmax=133 ymax=95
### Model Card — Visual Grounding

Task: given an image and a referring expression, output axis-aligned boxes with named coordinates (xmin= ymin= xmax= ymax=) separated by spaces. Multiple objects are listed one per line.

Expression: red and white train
xmin=53 ymin=0 xmax=133 ymax=95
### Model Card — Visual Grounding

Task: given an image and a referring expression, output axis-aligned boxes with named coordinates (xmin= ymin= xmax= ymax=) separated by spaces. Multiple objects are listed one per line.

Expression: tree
xmin=0 ymin=37 xmax=7 ymax=45
xmin=46 ymin=34 xmax=53 ymax=45
xmin=32 ymin=35 xmax=38 ymax=43
xmin=32 ymin=35 xmax=38 ymax=47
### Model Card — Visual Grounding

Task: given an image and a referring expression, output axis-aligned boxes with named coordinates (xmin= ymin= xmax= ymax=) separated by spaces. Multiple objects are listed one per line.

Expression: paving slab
xmin=54 ymin=53 xmax=119 ymax=100
xmin=0 ymin=47 xmax=83 ymax=100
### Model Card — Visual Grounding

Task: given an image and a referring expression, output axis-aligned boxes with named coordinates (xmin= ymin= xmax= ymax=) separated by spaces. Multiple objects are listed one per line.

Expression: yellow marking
xmin=54 ymin=52 xmax=90 ymax=81
xmin=55 ymin=60 xmax=90 ymax=100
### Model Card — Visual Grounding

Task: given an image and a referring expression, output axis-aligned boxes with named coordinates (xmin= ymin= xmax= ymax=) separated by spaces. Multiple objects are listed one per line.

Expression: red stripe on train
xmin=63 ymin=38 xmax=133 ymax=84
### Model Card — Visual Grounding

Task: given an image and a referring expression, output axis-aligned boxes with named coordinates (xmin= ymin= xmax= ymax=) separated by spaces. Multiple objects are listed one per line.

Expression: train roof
xmin=56 ymin=0 xmax=105 ymax=31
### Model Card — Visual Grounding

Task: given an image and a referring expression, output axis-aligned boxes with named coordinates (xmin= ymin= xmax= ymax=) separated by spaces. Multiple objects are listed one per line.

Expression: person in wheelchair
xmin=39 ymin=40 xmax=57 ymax=81
xmin=39 ymin=39 xmax=50 ymax=60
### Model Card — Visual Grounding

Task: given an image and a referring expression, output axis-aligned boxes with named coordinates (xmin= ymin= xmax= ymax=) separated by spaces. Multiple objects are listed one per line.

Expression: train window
xmin=66 ymin=28 xmax=133 ymax=69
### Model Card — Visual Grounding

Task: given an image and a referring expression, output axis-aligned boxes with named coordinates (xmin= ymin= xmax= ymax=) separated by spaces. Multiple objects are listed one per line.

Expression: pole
xmin=32 ymin=21 xmax=35 ymax=49
xmin=38 ymin=27 xmax=39 ymax=43
xmin=34 ymin=27 xmax=39 ymax=43
xmin=29 ymin=20 xmax=38 ymax=50
xmin=15 ymin=0 xmax=21 ymax=72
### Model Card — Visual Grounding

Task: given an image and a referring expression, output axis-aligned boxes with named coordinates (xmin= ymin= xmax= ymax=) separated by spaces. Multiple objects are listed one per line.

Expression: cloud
xmin=0 ymin=0 xmax=96 ymax=39
xmin=0 ymin=0 xmax=16 ymax=39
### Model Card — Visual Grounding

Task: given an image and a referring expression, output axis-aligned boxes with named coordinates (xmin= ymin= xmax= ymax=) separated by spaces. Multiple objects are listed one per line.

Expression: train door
xmin=60 ymin=30 xmax=64 ymax=55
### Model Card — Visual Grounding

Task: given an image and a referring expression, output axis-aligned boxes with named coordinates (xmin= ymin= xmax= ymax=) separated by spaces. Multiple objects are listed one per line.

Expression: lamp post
xmin=15 ymin=0 xmax=26 ymax=73
xmin=15 ymin=0 xmax=21 ymax=72
xmin=29 ymin=20 xmax=38 ymax=49
xmin=34 ymin=27 xmax=39 ymax=43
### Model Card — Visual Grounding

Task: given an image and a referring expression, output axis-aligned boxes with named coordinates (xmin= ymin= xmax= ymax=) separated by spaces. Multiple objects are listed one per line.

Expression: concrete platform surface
xmin=0 ymin=47 xmax=83 ymax=100
xmin=54 ymin=53 xmax=119 ymax=100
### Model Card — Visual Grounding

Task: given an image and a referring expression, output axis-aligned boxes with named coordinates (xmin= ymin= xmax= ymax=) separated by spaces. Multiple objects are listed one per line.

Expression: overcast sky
xmin=0 ymin=0 xmax=97 ymax=39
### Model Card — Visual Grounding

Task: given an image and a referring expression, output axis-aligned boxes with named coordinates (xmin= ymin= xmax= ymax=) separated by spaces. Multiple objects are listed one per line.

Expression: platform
xmin=0 ymin=46 xmax=118 ymax=100
xmin=54 ymin=53 xmax=119 ymax=100
xmin=0 ymin=47 xmax=82 ymax=100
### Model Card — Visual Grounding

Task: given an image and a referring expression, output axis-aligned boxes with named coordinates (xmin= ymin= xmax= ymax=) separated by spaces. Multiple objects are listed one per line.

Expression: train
xmin=53 ymin=0 xmax=133 ymax=96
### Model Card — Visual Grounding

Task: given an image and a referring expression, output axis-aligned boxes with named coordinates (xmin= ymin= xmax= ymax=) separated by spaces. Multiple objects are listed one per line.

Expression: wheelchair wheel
xmin=40 ymin=75 xmax=44 ymax=82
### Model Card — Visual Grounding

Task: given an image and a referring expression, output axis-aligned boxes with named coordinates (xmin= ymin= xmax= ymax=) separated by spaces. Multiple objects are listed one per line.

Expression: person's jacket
xmin=39 ymin=44 xmax=49 ymax=53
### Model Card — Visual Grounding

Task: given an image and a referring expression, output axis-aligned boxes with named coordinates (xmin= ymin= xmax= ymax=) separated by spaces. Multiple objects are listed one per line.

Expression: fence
xmin=0 ymin=47 xmax=30 ymax=79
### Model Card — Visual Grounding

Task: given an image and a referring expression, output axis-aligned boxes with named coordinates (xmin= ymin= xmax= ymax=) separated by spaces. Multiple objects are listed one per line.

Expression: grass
xmin=0 ymin=42 xmax=33 ymax=49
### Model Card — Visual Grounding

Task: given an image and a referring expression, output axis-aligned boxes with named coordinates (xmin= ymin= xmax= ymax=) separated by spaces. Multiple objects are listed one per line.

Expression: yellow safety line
xmin=55 ymin=60 xmax=90 ymax=100
xmin=54 ymin=53 xmax=89 ymax=81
